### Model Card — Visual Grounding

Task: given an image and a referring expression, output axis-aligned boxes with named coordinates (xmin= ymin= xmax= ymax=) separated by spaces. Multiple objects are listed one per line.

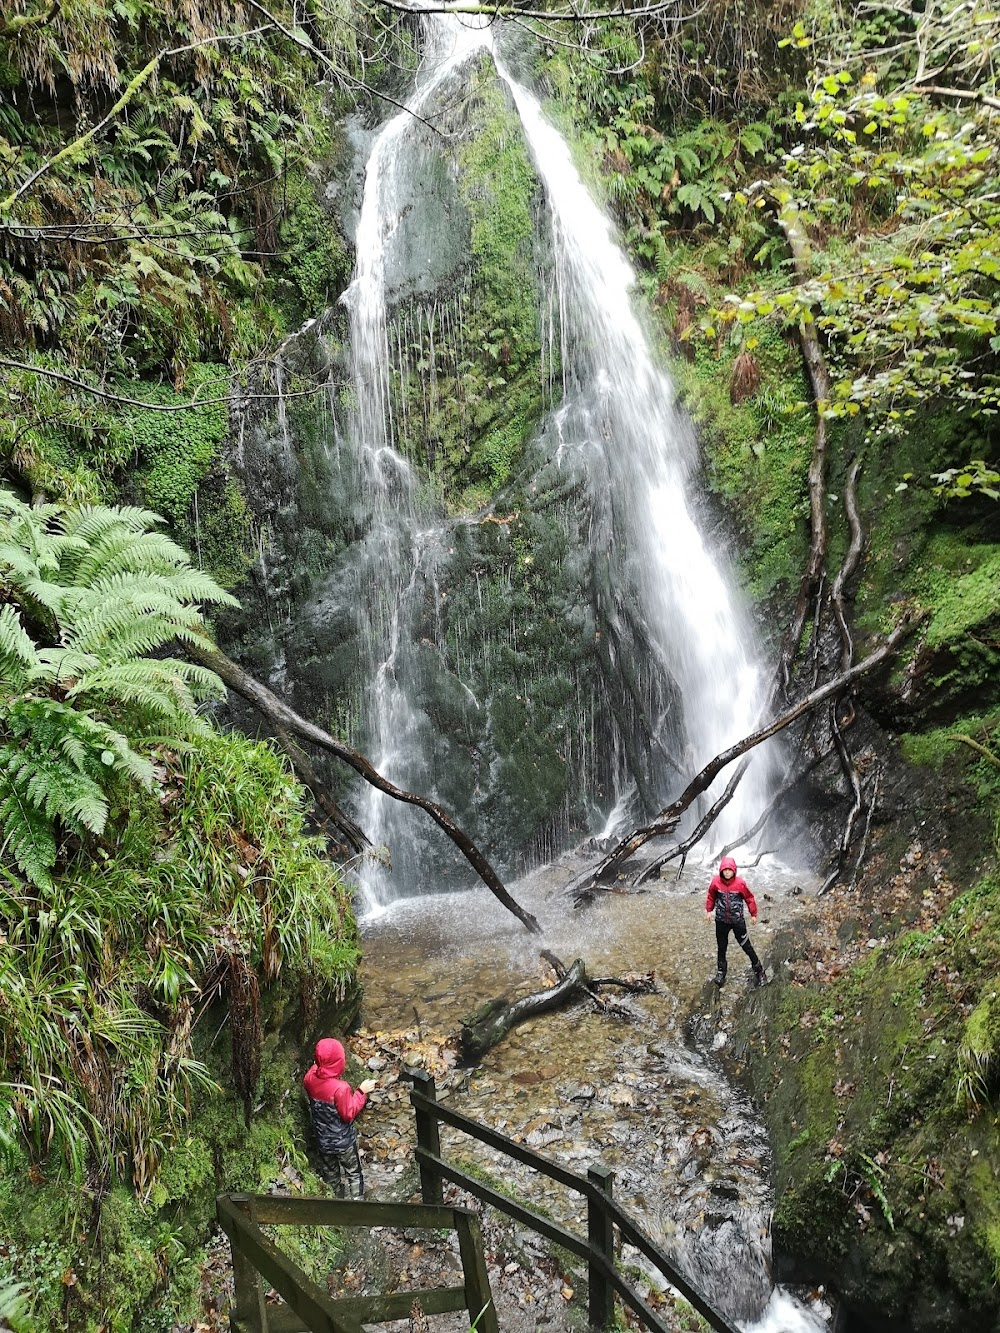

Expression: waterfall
xmin=341 ymin=13 xmax=778 ymax=911
xmin=490 ymin=52 xmax=778 ymax=846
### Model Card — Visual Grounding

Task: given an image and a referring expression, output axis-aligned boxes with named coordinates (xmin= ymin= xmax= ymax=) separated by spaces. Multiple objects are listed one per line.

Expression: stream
xmin=357 ymin=857 xmax=832 ymax=1332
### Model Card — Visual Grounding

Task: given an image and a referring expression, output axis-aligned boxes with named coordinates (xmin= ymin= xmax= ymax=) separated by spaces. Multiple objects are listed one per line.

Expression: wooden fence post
xmin=228 ymin=1195 xmax=269 ymax=1333
xmin=409 ymin=1070 xmax=444 ymax=1205
xmin=454 ymin=1209 xmax=500 ymax=1333
xmin=587 ymin=1164 xmax=615 ymax=1331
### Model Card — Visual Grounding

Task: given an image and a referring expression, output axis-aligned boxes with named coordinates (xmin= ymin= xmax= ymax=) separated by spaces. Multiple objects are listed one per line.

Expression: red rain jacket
xmin=705 ymin=856 xmax=758 ymax=923
xmin=302 ymin=1038 xmax=367 ymax=1123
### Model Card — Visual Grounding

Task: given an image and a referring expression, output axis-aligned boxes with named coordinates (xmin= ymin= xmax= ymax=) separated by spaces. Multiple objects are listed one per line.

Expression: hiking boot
xmin=713 ymin=968 xmax=726 ymax=988
xmin=753 ymin=964 xmax=766 ymax=988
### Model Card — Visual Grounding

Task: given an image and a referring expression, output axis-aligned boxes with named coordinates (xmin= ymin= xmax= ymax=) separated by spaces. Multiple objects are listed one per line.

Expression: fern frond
xmin=0 ymin=542 xmax=43 ymax=585
xmin=32 ymin=646 xmax=100 ymax=684
xmin=4 ymin=747 xmax=109 ymax=834
xmin=69 ymin=661 xmax=219 ymax=730
xmin=0 ymin=605 xmax=39 ymax=685
xmin=0 ymin=762 xmax=57 ymax=887
xmin=60 ymin=502 xmax=164 ymax=537
xmin=72 ymin=529 xmax=196 ymax=587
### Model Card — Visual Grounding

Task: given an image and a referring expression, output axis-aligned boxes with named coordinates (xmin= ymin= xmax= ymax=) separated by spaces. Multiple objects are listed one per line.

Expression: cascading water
xmin=342 ymin=11 xmax=778 ymax=909
xmin=341 ymin=20 xmax=496 ymax=910
xmin=493 ymin=61 xmax=779 ymax=846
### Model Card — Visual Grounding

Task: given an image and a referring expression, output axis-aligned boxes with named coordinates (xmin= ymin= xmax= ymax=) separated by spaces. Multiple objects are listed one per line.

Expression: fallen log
xmin=456 ymin=953 xmax=656 ymax=1063
xmin=187 ymin=641 xmax=542 ymax=935
xmin=458 ymin=959 xmax=588 ymax=1063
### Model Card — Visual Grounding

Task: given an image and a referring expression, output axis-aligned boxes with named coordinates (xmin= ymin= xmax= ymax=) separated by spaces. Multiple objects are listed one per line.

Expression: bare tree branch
xmin=244 ymin=0 xmax=443 ymax=132
xmin=831 ymin=457 xmax=865 ymax=679
xmin=716 ymin=742 xmax=837 ymax=861
xmin=912 ymin=83 xmax=1000 ymax=112
xmin=0 ymin=358 xmax=324 ymax=411
xmin=268 ymin=719 xmax=371 ymax=856
xmin=632 ymin=755 xmax=752 ymax=886
xmin=944 ymin=733 xmax=1000 ymax=768
xmin=367 ymin=0 xmax=686 ymax=19
xmin=186 ymin=641 xmax=542 ymax=934
xmin=567 ymin=613 xmax=922 ymax=903
xmin=774 ymin=202 xmax=833 ymax=697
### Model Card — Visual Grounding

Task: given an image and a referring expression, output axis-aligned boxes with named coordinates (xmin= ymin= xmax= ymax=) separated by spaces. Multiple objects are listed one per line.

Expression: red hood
xmin=313 ymin=1038 xmax=346 ymax=1076
xmin=718 ymin=856 xmax=738 ymax=876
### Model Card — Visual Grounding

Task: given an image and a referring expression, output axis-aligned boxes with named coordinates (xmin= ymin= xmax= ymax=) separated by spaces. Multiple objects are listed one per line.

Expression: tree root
xmin=773 ymin=203 xmax=832 ymax=701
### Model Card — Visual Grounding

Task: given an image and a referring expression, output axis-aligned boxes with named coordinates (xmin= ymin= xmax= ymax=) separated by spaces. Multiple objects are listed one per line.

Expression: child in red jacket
xmin=705 ymin=856 xmax=765 ymax=988
xmin=303 ymin=1038 xmax=376 ymax=1197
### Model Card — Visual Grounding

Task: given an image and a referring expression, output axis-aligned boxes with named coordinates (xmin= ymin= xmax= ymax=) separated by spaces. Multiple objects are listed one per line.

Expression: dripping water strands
xmin=340 ymin=16 xmax=497 ymax=912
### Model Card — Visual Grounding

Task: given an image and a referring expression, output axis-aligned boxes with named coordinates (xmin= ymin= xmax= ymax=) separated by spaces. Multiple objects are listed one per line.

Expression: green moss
xmin=390 ymin=60 xmax=545 ymax=506
xmin=747 ymin=875 xmax=1000 ymax=1321
xmin=673 ymin=320 xmax=813 ymax=606
xmin=982 ymin=1222 xmax=1000 ymax=1284
xmin=900 ymin=709 xmax=1000 ymax=768
xmin=924 ymin=550 xmax=1000 ymax=648
xmin=274 ymin=158 xmax=352 ymax=328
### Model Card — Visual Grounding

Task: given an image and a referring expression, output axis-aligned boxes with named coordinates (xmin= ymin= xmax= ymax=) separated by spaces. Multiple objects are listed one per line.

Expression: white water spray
xmin=489 ymin=44 xmax=778 ymax=847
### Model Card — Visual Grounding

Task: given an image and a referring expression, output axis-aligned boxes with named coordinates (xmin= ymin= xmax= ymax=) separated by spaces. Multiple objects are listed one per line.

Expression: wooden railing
xmin=217 ymin=1192 xmax=498 ymax=1333
xmin=408 ymin=1069 xmax=741 ymax=1333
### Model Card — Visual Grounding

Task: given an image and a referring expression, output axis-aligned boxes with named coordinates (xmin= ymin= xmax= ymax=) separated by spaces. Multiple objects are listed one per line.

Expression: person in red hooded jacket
xmin=705 ymin=856 xmax=765 ymax=988
xmin=303 ymin=1038 xmax=376 ymax=1198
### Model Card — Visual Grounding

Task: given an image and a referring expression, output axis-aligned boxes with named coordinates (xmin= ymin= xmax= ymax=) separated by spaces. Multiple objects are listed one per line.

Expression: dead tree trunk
xmin=774 ymin=202 xmax=833 ymax=699
xmin=187 ymin=641 xmax=542 ymax=935
xmin=566 ymin=614 xmax=920 ymax=903
xmin=458 ymin=959 xmax=588 ymax=1062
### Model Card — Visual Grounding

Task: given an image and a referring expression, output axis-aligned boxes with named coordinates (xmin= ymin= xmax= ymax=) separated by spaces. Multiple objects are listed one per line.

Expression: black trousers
xmin=318 ymin=1142 xmax=364 ymax=1198
xmin=716 ymin=918 xmax=760 ymax=972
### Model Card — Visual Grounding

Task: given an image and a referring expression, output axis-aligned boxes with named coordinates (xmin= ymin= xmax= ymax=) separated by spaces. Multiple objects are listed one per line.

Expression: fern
xmin=0 ymin=490 xmax=236 ymax=886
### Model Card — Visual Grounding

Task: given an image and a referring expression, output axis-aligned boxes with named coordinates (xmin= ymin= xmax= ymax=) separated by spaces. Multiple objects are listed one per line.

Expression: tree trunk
xmin=457 ymin=959 xmax=588 ymax=1063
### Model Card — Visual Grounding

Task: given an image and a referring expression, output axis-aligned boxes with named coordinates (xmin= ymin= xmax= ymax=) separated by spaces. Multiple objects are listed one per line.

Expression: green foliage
xmin=930 ymin=460 xmax=1000 ymax=502
xmin=956 ymin=991 xmax=1000 ymax=1114
xmin=0 ymin=726 xmax=359 ymax=1195
xmin=0 ymin=0 xmax=388 ymax=530
xmin=0 ymin=490 xmax=235 ymax=885
xmin=107 ymin=367 xmax=229 ymax=523
xmin=697 ymin=8 xmax=1000 ymax=493
xmin=600 ymin=102 xmax=775 ymax=243
xmin=0 ymin=491 xmax=359 ymax=1205
xmin=754 ymin=872 xmax=1000 ymax=1304
xmin=0 ymin=1281 xmax=30 ymax=1333
xmin=672 ymin=317 xmax=813 ymax=601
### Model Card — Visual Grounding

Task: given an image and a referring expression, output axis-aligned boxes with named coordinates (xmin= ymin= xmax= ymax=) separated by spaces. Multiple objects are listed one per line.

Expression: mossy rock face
xmin=221 ymin=57 xmax=691 ymax=880
xmin=741 ymin=877 xmax=1000 ymax=1333
xmin=376 ymin=54 xmax=547 ymax=502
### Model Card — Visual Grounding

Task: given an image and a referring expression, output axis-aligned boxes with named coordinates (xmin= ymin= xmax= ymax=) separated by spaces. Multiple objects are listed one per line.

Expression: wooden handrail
xmin=408 ymin=1070 xmax=741 ymax=1333
xmin=217 ymin=1192 xmax=498 ymax=1333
